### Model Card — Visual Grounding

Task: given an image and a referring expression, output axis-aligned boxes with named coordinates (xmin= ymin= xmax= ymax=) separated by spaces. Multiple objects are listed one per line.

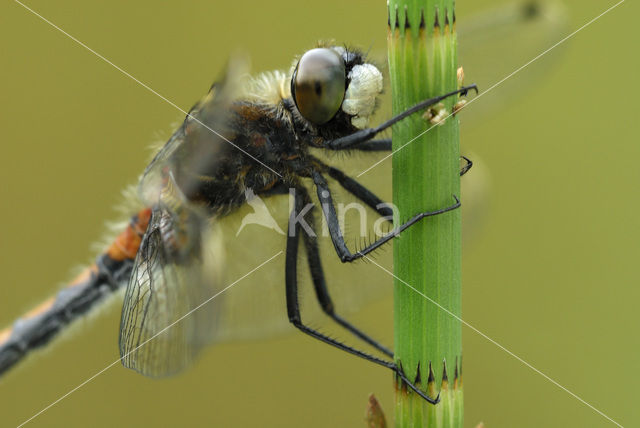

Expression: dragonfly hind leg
xmin=286 ymin=187 xmax=439 ymax=405
xmin=300 ymin=193 xmax=393 ymax=357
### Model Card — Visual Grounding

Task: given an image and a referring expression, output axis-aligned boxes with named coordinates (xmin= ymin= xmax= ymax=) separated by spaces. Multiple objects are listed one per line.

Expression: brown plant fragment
xmin=365 ymin=394 xmax=387 ymax=428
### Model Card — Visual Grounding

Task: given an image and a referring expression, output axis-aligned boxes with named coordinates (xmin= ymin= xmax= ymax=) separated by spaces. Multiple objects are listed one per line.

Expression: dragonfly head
xmin=290 ymin=45 xmax=383 ymax=130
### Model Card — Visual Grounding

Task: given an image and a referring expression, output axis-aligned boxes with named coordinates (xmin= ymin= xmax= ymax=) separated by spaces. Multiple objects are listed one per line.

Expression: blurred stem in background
xmin=388 ymin=0 xmax=463 ymax=427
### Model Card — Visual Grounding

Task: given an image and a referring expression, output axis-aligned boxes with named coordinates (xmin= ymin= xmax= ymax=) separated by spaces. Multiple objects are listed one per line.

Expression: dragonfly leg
xmin=285 ymin=187 xmax=438 ymax=404
xmin=324 ymin=85 xmax=477 ymax=151
xmin=324 ymin=164 xmax=394 ymax=220
xmin=333 ymin=136 xmax=474 ymax=180
xmin=460 ymin=155 xmax=473 ymax=176
xmin=296 ymin=187 xmax=393 ymax=357
xmin=348 ymin=139 xmax=391 ymax=152
xmin=312 ymin=170 xmax=460 ymax=263
xmin=324 ymin=137 xmax=472 ymax=176
xmin=324 ymin=157 xmax=471 ymax=215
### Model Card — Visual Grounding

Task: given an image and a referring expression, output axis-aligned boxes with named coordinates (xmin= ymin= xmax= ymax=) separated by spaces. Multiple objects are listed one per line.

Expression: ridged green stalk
xmin=388 ymin=1 xmax=463 ymax=427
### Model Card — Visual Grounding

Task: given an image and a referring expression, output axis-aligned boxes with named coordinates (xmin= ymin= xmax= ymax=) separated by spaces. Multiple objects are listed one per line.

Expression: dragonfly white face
xmin=342 ymin=63 xmax=384 ymax=128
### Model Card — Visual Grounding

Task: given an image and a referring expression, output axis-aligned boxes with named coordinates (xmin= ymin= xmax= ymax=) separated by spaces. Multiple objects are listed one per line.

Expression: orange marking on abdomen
xmin=66 ymin=264 xmax=99 ymax=288
xmin=23 ymin=297 xmax=56 ymax=319
xmin=107 ymin=208 xmax=152 ymax=262
xmin=0 ymin=327 xmax=11 ymax=344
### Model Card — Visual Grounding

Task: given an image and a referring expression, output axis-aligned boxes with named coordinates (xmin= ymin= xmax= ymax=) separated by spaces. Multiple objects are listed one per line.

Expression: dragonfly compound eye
xmin=291 ymin=48 xmax=346 ymax=125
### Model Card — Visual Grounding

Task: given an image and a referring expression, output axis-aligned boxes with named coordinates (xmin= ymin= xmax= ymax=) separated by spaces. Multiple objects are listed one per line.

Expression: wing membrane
xmin=119 ymin=205 xmax=221 ymax=377
xmin=458 ymin=0 xmax=568 ymax=125
xmin=370 ymin=1 xmax=568 ymax=126
xmin=119 ymin=58 xmax=252 ymax=376
xmin=203 ymin=179 xmax=395 ymax=344
xmin=139 ymin=57 xmax=249 ymax=207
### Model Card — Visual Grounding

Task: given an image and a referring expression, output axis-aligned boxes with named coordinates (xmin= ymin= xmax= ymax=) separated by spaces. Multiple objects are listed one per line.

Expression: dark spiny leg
xmin=460 ymin=155 xmax=473 ymax=176
xmin=285 ymin=188 xmax=392 ymax=365
xmin=296 ymin=187 xmax=393 ymax=357
xmin=350 ymin=139 xmax=392 ymax=152
xmin=323 ymin=157 xmax=471 ymax=237
xmin=343 ymin=137 xmax=470 ymax=175
xmin=348 ymin=141 xmax=474 ymax=176
xmin=326 ymin=165 xmax=393 ymax=220
xmin=285 ymin=187 xmax=438 ymax=404
xmin=326 ymin=85 xmax=477 ymax=150
xmin=344 ymin=141 xmax=472 ymax=179
xmin=313 ymin=171 xmax=460 ymax=263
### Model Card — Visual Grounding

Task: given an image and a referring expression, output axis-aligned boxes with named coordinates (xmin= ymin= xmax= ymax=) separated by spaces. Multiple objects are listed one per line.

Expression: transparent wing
xmin=372 ymin=0 xmax=568 ymax=124
xmin=202 ymin=175 xmax=395 ymax=344
xmin=202 ymin=200 xmax=292 ymax=343
xmin=138 ymin=57 xmax=249 ymax=206
xmin=458 ymin=0 xmax=568 ymax=125
xmin=119 ymin=58 xmax=249 ymax=376
xmin=119 ymin=205 xmax=222 ymax=377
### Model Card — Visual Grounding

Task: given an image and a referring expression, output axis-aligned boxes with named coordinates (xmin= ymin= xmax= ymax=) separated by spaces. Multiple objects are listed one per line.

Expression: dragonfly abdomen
xmin=0 ymin=208 xmax=151 ymax=377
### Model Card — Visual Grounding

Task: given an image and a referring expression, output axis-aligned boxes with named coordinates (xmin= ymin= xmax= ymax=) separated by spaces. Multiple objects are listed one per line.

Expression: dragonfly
xmin=0 ymin=0 xmax=566 ymax=405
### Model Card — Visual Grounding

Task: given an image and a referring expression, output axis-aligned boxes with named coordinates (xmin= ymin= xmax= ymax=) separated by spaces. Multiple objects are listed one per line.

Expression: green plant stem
xmin=387 ymin=1 xmax=462 ymax=427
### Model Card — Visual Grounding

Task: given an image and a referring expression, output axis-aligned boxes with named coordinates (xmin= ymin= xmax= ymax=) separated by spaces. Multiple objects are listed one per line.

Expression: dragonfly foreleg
xmin=324 ymin=85 xmax=477 ymax=151
xmin=347 ymin=139 xmax=392 ymax=152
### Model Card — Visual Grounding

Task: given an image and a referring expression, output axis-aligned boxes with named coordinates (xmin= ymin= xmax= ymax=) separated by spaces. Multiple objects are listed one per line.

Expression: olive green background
xmin=0 ymin=0 xmax=638 ymax=427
